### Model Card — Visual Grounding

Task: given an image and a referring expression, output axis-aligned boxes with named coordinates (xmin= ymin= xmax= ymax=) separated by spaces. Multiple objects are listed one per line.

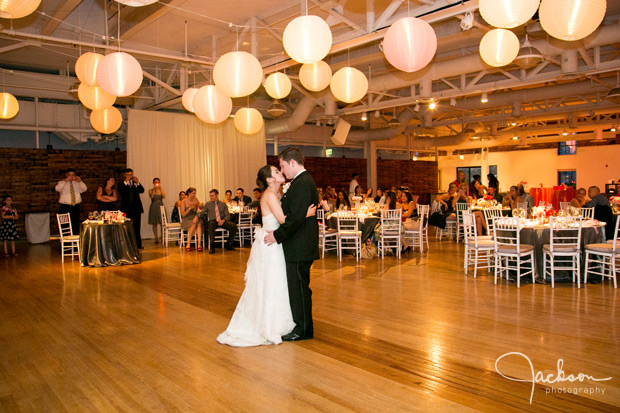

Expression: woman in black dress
xmin=96 ymin=177 xmax=118 ymax=210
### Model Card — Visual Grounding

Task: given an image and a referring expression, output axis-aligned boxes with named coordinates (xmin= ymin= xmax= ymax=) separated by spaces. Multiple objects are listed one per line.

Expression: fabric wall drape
xmin=126 ymin=109 xmax=266 ymax=240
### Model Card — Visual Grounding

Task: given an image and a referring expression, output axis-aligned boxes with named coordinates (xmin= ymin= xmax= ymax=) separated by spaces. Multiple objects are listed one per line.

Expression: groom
xmin=265 ymin=147 xmax=319 ymax=341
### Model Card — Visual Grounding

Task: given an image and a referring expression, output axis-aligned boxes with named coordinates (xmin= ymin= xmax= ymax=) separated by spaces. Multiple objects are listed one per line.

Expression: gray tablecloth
xmin=80 ymin=221 xmax=141 ymax=267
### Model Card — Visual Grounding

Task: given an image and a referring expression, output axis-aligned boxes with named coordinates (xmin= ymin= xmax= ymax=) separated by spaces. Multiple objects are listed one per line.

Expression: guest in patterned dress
xmin=148 ymin=178 xmax=166 ymax=244
xmin=0 ymin=195 xmax=19 ymax=257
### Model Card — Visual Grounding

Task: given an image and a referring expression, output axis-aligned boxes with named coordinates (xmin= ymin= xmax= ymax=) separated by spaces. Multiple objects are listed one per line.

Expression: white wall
xmin=425 ymin=144 xmax=620 ymax=192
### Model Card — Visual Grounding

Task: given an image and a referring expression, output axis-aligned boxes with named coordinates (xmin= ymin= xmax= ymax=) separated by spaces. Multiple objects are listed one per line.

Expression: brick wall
xmin=0 ymin=148 xmax=127 ymax=237
xmin=267 ymin=155 xmax=438 ymax=204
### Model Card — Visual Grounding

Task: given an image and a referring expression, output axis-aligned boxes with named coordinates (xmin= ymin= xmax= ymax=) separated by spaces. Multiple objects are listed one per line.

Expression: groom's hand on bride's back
xmin=264 ymin=230 xmax=276 ymax=245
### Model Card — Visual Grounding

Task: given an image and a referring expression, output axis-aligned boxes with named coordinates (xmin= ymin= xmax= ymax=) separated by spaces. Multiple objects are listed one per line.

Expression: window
xmin=488 ymin=165 xmax=497 ymax=176
xmin=558 ymin=170 xmax=576 ymax=189
xmin=558 ymin=140 xmax=577 ymax=155
xmin=456 ymin=166 xmax=481 ymax=185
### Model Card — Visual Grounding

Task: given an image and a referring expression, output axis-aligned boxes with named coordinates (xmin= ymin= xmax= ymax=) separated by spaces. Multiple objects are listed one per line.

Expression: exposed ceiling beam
xmin=41 ymin=0 xmax=84 ymax=36
xmin=143 ymin=71 xmax=181 ymax=96
xmin=109 ymin=0 xmax=191 ymax=41
xmin=0 ymin=41 xmax=39 ymax=55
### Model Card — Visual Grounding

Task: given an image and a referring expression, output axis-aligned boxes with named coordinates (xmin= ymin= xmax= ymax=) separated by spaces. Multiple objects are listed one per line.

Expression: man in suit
xmin=264 ymin=147 xmax=319 ymax=341
xmin=233 ymin=188 xmax=252 ymax=206
xmin=200 ymin=189 xmax=237 ymax=254
xmin=118 ymin=168 xmax=144 ymax=249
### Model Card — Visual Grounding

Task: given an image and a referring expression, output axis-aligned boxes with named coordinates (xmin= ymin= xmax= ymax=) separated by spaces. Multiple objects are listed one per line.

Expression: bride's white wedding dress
xmin=217 ymin=213 xmax=295 ymax=347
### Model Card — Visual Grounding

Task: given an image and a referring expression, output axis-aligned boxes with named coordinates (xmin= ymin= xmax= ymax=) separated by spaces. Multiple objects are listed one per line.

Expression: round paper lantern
xmin=539 ymin=0 xmax=606 ymax=41
xmin=114 ymin=0 xmax=158 ymax=6
xmin=182 ymin=87 xmax=198 ymax=113
xmin=299 ymin=61 xmax=332 ymax=92
xmin=234 ymin=108 xmax=264 ymax=135
xmin=78 ymin=83 xmax=116 ymax=110
xmin=264 ymin=73 xmax=292 ymax=99
xmin=383 ymin=17 xmax=437 ymax=73
xmin=213 ymin=51 xmax=262 ymax=98
xmin=479 ymin=0 xmax=540 ymax=29
xmin=283 ymin=15 xmax=332 ymax=64
xmin=330 ymin=67 xmax=368 ymax=103
xmin=75 ymin=52 xmax=104 ymax=87
xmin=192 ymin=85 xmax=232 ymax=124
xmin=96 ymin=52 xmax=143 ymax=97
xmin=0 ymin=0 xmax=41 ymax=19
xmin=90 ymin=107 xmax=123 ymax=134
xmin=0 ymin=93 xmax=19 ymax=119
xmin=479 ymin=29 xmax=520 ymax=67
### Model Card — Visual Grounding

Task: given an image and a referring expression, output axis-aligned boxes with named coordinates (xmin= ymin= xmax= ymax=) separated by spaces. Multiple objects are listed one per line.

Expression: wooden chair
xmin=336 ymin=213 xmax=362 ymax=262
xmin=377 ymin=209 xmax=401 ymax=259
xmin=160 ymin=205 xmax=181 ymax=246
xmin=492 ymin=216 xmax=535 ymax=288
xmin=317 ymin=209 xmax=338 ymax=258
xmin=56 ymin=213 xmax=80 ymax=262
xmin=543 ymin=216 xmax=582 ymax=288
xmin=462 ymin=212 xmax=494 ymax=278
xmin=584 ymin=217 xmax=619 ymax=288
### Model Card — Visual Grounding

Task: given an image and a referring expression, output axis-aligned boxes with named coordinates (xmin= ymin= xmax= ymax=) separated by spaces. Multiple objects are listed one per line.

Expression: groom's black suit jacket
xmin=273 ymin=170 xmax=319 ymax=262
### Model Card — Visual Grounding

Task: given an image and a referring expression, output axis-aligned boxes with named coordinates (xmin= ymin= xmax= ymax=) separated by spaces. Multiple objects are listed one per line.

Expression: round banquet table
xmin=80 ymin=221 xmax=141 ymax=267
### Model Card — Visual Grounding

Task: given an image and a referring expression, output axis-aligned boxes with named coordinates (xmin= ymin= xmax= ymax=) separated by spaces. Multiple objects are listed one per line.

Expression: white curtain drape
xmin=126 ymin=109 xmax=266 ymax=239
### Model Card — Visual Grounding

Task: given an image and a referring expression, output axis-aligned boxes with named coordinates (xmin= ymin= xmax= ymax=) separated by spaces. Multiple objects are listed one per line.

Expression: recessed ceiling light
xmin=481 ymin=93 xmax=488 ymax=103
xmin=429 ymin=101 xmax=436 ymax=110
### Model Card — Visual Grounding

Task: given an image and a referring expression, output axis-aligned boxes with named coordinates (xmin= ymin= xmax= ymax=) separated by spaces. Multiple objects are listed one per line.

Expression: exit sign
xmin=326 ymin=149 xmax=333 ymax=156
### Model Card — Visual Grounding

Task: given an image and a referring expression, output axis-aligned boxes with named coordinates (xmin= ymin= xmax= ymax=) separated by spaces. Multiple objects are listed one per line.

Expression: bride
xmin=217 ymin=165 xmax=315 ymax=347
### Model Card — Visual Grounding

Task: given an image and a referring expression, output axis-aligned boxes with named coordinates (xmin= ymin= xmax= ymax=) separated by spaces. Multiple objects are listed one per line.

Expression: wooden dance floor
xmin=0 ymin=239 xmax=618 ymax=412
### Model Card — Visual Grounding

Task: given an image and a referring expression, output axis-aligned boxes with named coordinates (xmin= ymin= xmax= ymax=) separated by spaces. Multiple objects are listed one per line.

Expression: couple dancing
xmin=217 ymin=147 xmax=319 ymax=347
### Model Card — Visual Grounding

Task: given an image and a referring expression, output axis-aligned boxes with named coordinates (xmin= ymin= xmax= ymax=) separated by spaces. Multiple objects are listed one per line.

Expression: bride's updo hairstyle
xmin=256 ymin=165 xmax=273 ymax=191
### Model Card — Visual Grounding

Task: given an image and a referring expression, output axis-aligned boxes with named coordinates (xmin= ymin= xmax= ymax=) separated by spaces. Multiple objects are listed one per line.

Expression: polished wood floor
xmin=0 ymin=236 xmax=618 ymax=412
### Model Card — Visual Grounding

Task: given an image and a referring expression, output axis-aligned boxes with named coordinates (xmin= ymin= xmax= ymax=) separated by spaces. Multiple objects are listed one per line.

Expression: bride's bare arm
xmin=263 ymin=191 xmax=286 ymax=224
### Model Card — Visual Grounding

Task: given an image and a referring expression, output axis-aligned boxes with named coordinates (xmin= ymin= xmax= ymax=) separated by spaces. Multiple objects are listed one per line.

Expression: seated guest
xmin=502 ymin=185 xmax=518 ymax=210
xmin=585 ymin=186 xmax=610 ymax=208
xmin=365 ymin=187 xmax=373 ymax=201
xmin=200 ymin=189 xmax=238 ymax=254
xmin=336 ymin=189 xmax=351 ymax=210
xmin=456 ymin=185 xmax=486 ymax=235
xmin=570 ymin=188 xmax=588 ymax=208
xmin=453 ymin=170 xmax=467 ymax=190
xmin=383 ymin=191 xmax=398 ymax=210
xmin=351 ymin=185 xmax=365 ymax=200
xmin=171 ymin=191 xmax=186 ymax=223
xmin=233 ymin=188 xmax=252 ymax=206
xmin=181 ymin=187 xmax=203 ymax=251
xmin=401 ymin=191 xmax=417 ymax=218
xmin=374 ymin=188 xmax=385 ymax=204
xmin=318 ymin=189 xmax=333 ymax=214
xmin=470 ymin=176 xmax=487 ymax=199
xmin=96 ymin=177 xmax=118 ymax=210
xmin=486 ymin=186 xmax=503 ymax=204
xmin=400 ymin=192 xmax=419 ymax=252
xmin=250 ymin=187 xmax=262 ymax=225
xmin=436 ymin=183 xmax=458 ymax=219
xmin=516 ymin=183 xmax=534 ymax=213
xmin=224 ymin=190 xmax=234 ymax=206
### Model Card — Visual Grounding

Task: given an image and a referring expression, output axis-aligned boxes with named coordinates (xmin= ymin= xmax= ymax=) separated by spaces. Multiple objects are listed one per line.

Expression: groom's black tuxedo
xmin=274 ymin=170 xmax=319 ymax=338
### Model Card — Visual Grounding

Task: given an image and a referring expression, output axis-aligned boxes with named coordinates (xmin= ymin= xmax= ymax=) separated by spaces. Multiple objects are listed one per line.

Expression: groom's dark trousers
xmin=286 ymin=261 xmax=314 ymax=337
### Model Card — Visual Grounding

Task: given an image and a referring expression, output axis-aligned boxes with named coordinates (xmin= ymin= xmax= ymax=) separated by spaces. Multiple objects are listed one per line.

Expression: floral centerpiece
xmin=351 ymin=196 xmax=363 ymax=210
xmin=475 ymin=196 xmax=498 ymax=208
xmin=611 ymin=196 xmax=620 ymax=214
xmin=531 ymin=205 xmax=556 ymax=224
xmin=228 ymin=204 xmax=241 ymax=214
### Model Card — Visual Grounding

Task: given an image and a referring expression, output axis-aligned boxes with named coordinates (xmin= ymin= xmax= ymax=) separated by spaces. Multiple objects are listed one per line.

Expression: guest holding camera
xmin=55 ymin=168 xmax=87 ymax=235
xmin=118 ymin=168 xmax=144 ymax=249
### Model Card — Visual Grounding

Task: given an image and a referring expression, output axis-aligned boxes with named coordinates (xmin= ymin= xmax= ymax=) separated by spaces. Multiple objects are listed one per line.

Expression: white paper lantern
xmin=234 ymin=108 xmax=264 ymax=135
xmin=264 ymin=73 xmax=292 ymax=99
xmin=283 ymin=15 xmax=332 ymax=64
xmin=78 ymin=83 xmax=116 ymax=110
xmin=182 ymin=87 xmax=198 ymax=113
xmin=114 ymin=0 xmax=158 ymax=6
xmin=90 ymin=107 xmax=123 ymax=134
xmin=479 ymin=29 xmax=520 ymax=67
xmin=299 ymin=61 xmax=332 ymax=92
xmin=192 ymin=85 xmax=232 ymax=124
xmin=330 ymin=67 xmax=368 ymax=103
xmin=479 ymin=0 xmax=540 ymax=29
xmin=0 ymin=93 xmax=19 ymax=119
xmin=75 ymin=52 xmax=104 ymax=87
xmin=213 ymin=51 xmax=263 ymax=98
xmin=383 ymin=17 xmax=437 ymax=73
xmin=0 ymin=0 xmax=41 ymax=19
xmin=96 ymin=52 xmax=143 ymax=97
xmin=539 ymin=0 xmax=606 ymax=41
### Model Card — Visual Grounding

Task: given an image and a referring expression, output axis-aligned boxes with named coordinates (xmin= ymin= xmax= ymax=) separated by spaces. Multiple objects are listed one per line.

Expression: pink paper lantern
xmin=383 ymin=17 xmax=437 ymax=73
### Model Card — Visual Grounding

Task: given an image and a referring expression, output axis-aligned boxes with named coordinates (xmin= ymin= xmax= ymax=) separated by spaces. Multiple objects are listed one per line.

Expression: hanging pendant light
xmin=383 ymin=17 xmax=437 ymax=73
xmin=234 ymin=108 xmax=264 ymax=135
xmin=78 ymin=83 xmax=116 ymax=110
xmin=479 ymin=29 xmax=520 ymax=67
xmin=299 ymin=61 xmax=332 ymax=92
xmin=0 ymin=0 xmax=41 ymax=19
xmin=90 ymin=107 xmax=123 ymax=134
xmin=479 ymin=0 xmax=540 ymax=29
xmin=192 ymin=85 xmax=232 ymax=124
xmin=330 ymin=67 xmax=368 ymax=103
xmin=267 ymin=100 xmax=287 ymax=118
xmin=283 ymin=15 xmax=332 ymax=64
xmin=264 ymin=73 xmax=292 ymax=100
xmin=514 ymin=35 xmax=544 ymax=69
xmin=96 ymin=52 xmax=143 ymax=97
xmin=213 ymin=51 xmax=263 ymax=98
xmin=539 ymin=0 xmax=607 ymax=41
xmin=75 ymin=52 xmax=104 ymax=87
xmin=0 ymin=93 xmax=19 ymax=119
xmin=182 ymin=87 xmax=199 ymax=113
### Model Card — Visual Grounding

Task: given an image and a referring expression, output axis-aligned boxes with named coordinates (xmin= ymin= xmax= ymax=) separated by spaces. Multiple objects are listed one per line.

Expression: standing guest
xmin=0 ymin=195 xmax=19 ymax=257
xmin=171 ymin=191 xmax=186 ymax=223
xmin=570 ymin=188 xmax=588 ymax=208
xmin=349 ymin=173 xmax=359 ymax=197
xmin=453 ymin=170 xmax=467 ymax=190
xmin=502 ymin=185 xmax=518 ymax=210
xmin=234 ymin=188 xmax=252 ymax=207
xmin=487 ymin=173 xmax=499 ymax=192
xmin=585 ymin=186 xmax=610 ymax=208
xmin=118 ymin=168 xmax=145 ymax=249
xmin=200 ymin=189 xmax=238 ymax=254
xmin=148 ymin=178 xmax=166 ymax=244
xmin=335 ymin=189 xmax=351 ymax=210
xmin=55 ymin=168 xmax=87 ymax=235
xmin=180 ymin=187 xmax=203 ymax=252
xmin=96 ymin=177 xmax=118 ymax=211
xmin=374 ymin=188 xmax=386 ymax=204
